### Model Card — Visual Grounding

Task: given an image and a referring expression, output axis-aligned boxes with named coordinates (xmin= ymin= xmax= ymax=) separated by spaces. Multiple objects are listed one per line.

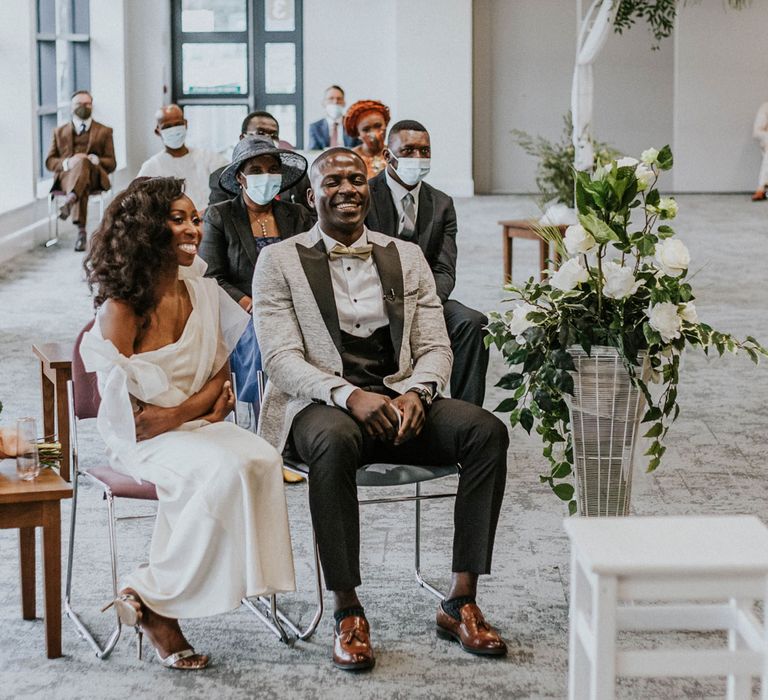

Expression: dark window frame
xmin=170 ymin=0 xmax=304 ymax=147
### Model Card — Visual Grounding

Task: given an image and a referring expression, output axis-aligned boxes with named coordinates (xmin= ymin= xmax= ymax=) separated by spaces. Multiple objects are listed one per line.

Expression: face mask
xmin=325 ymin=103 xmax=344 ymax=120
xmin=160 ymin=125 xmax=187 ymax=150
xmin=244 ymin=173 xmax=282 ymax=205
xmin=73 ymin=105 xmax=91 ymax=120
xmin=394 ymin=157 xmax=431 ymax=186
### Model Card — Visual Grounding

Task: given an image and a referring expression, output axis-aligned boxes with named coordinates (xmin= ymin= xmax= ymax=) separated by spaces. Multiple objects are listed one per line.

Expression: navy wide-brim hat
xmin=219 ymin=135 xmax=308 ymax=196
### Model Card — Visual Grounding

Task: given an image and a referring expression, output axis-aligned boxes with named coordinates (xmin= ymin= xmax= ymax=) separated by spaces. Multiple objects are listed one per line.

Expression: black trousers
xmin=444 ymin=300 xmax=489 ymax=407
xmin=289 ymin=398 xmax=509 ymax=591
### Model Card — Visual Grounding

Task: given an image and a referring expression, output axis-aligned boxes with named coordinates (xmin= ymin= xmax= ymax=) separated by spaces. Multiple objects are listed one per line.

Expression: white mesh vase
xmin=565 ymin=345 xmax=647 ymax=517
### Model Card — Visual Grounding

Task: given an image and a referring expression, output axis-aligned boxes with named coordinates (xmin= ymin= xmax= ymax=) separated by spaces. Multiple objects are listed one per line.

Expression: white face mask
xmin=160 ymin=125 xmax=187 ymax=150
xmin=325 ymin=103 xmax=344 ymax=120
xmin=244 ymin=173 xmax=282 ymax=205
xmin=394 ymin=157 xmax=431 ymax=186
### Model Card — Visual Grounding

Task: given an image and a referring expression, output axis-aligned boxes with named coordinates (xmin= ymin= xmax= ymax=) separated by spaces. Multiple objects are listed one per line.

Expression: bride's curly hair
xmin=84 ymin=177 xmax=186 ymax=318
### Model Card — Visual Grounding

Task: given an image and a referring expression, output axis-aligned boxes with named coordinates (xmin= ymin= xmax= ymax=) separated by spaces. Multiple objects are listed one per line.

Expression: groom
xmin=252 ymin=148 xmax=509 ymax=670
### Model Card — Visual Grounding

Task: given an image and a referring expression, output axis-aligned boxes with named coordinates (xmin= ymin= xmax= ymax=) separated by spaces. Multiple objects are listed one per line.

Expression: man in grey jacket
xmin=253 ymin=148 xmax=509 ymax=671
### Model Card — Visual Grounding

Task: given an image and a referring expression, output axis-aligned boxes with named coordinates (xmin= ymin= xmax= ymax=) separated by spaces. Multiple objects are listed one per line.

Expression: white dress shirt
xmin=325 ymin=117 xmax=344 ymax=147
xmin=385 ymin=169 xmax=421 ymax=236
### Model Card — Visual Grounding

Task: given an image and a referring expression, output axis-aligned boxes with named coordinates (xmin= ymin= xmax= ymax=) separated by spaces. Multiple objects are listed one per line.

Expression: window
xmin=36 ymin=0 xmax=91 ymax=179
xmin=171 ymin=0 xmax=304 ymax=150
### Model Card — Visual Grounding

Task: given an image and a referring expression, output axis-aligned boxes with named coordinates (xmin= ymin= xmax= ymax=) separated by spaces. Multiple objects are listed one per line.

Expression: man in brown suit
xmin=45 ymin=90 xmax=116 ymax=251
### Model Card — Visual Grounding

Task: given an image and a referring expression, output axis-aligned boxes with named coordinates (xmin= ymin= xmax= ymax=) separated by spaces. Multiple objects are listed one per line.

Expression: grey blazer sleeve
xmin=432 ymin=197 xmax=458 ymax=303
xmin=408 ymin=251 xmax=453 ymax=389
xmin=200 ymin=205 xmax=246 ymax=303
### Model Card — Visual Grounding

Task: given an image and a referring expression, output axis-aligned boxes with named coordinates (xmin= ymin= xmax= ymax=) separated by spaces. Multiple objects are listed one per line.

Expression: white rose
xmin=679 ymin=302 xmax=698 ymax=324
xmin=654 ymin=238 xmax=690 ymax=277
xmin=635 ymin=163 xmax=654 ymax=191
xmin=641 ymin=148 xmax=659 ymax=165
xmin=602 ymin=260 xmax=643 ymax=299
xmin=616 ymin=156 xmax=639 ymax=169
xmin=506 ymin=303 xmax=539 ymax=336
xmin=655 ymin=196 xmax=678 ymax=220
xmin=563 ymin=224 xmax=597 ymax=256
xmin=549 ymin=257 xmax=589 ymax=291
xmin=647 ymin=302 xmax=683 ymax=343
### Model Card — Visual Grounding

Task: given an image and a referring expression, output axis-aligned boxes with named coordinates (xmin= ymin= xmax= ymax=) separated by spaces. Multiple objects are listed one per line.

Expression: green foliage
xmin=512 ymin=113 xmax=620 ymax=207
xmin=486 ymin=146 xmax=768 ymax=514
xmin=613 ymin=0 xmax=751 ymax=50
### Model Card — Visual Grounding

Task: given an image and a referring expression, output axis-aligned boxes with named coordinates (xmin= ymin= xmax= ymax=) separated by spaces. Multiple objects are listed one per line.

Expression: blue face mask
xmin=244 ymin=173 xmax=282 ymax=205
xmin=160 ymin=125 xmax=187 ymax=150
xmin=394 ymin=157 xmax=431 ymax=186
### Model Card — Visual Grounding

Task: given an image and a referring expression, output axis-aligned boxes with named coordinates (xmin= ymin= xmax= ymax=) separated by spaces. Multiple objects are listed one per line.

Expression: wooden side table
xmin=32 ymin=342 xmax=74 ymax=482
xmin=0 ymin=460 xmax=73 ymax=658
xmin=499 ymin=219 xmax=564 ymax=283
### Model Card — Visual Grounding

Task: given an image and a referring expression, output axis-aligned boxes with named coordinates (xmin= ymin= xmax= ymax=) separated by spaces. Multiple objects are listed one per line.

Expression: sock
xmin=334 ymin=605 xmax=366 ymax=630
xmin=441 ymin=595 xmax=476 ymax=621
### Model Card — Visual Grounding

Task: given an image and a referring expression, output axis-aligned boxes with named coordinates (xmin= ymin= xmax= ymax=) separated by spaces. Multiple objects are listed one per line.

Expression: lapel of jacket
xmin=296 ymin=235 xmax=343 ymax=355
xmin=369 ymin=172 xmax=399 ymax=237
xmin=86 ymin=122 xmax=99 ymax=153
xmin=232 ymin=195 xmax=259 ymax=266
xmin=320 ymin=119 xmax=330 ymax=145
xmin=371 ymin=237 xmax=405 ymax=361
xmin=272 ymin=201 xmax=292 ymax=240
xmin=63 ymin=123 xmax=75 ymax=157
xmin=416 ymin=183 xmax=434 ymax=256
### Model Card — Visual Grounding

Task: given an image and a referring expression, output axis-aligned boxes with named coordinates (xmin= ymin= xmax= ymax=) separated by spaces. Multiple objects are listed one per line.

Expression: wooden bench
xmin=499 ymin=218 xmax=564 ymax=283
xmin=0 ymin=460 xmax=72 ymax=658
xmin=32 ymin=342 xmax=74 ymax=482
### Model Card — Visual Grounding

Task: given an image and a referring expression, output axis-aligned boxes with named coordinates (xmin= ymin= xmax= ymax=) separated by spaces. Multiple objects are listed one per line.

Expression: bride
xmin=81 ymin=176 xmax=294 ymax=669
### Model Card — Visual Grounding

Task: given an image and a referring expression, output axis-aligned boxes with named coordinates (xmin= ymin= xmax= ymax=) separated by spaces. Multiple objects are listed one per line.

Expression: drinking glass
xmin=16 ymin=417 xmax=41 ymax=481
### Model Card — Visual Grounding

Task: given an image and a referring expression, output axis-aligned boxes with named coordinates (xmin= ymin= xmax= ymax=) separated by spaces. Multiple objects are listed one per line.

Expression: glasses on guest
xmin=246 ymin=128 xmax=279 ymax=139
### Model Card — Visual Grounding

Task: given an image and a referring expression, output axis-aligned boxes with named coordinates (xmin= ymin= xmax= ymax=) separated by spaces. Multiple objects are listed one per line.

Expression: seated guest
xmin=366 ymin=120 xmax=489 ymax=406
xmin=45 ymin=90 xmax=116 ymax=252
xmin=137 ymin=104 xmax=227 ymax=211
xmin=253 ymin=149 xmax=509 ymax=671
xmin=308 ymin=85 xmax=360 ymax=150
xmin=202 ymin=136 xmax=313 ymax=482
xmin=208 ymin=110 xmax=313 ymax=212
xmin=81 ymin=177 xmax=294 ymax=670
xmin=344 ymin=100 xmax=390 ymax=179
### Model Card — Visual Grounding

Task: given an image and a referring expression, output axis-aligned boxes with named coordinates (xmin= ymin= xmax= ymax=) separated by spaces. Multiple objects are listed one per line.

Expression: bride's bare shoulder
xmin=97 ymin=299 xmax=140 ymax=354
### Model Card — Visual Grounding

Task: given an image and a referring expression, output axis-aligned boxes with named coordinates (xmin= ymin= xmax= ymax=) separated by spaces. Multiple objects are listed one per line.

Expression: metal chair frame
xmin=253 ymin=372 xmax=460 ymax=641
xmin=46 ymin=187 xmax=112 ymax=248
xmin=65 ymin=367 xmax=291 ymax=660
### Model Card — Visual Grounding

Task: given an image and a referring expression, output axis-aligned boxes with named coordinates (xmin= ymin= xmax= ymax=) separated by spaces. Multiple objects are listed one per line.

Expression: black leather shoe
xmin=74 ymin=231 xmax=87 ymax=252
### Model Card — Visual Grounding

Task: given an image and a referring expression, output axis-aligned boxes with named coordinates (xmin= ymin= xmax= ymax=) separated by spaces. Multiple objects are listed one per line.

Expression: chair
xmin=64 ymin=321 xmax=290 ymax=659
xmin=253 ymin=373 xmax=461 ymax=641
xmin=46 ymin=185 xmax=112 ymax=248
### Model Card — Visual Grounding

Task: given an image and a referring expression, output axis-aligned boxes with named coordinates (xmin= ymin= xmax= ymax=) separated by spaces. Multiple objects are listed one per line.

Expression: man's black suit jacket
xmin=200 ymin=194 xmax=314 ymax=303
xmin=365 ymin=170 xmax=457 ymax=303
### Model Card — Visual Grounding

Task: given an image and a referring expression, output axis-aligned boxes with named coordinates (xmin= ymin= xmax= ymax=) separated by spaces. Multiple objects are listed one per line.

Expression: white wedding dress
xmin=80 ymin=257 xmax=295 ymax=618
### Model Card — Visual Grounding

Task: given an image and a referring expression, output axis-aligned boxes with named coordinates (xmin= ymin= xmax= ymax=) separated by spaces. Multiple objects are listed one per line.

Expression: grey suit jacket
xmin=365 ymin=170 xmax=457 ymax=303
xmin=252 ymin=225 xmax=453 ymax=452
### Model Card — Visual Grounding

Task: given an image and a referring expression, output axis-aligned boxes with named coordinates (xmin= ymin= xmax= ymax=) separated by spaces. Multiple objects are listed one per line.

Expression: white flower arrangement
xmin=485 ymin=146 xmax=767 ymax=512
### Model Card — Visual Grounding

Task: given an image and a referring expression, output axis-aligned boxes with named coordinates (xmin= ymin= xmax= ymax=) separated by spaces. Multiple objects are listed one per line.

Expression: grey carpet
xmin=0 ymin=194 xmax=766 ymax=698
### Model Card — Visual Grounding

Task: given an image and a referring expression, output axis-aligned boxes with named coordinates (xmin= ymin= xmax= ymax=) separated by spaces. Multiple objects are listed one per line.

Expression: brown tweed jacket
xmin=45 ymin=120 xmax=116 ymax=191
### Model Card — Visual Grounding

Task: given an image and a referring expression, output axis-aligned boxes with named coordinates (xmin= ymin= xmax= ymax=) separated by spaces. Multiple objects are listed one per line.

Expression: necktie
xmin=330 ymin=121 xmax=339 ymax=148
xmin=79 ymin=123 xmax=86 ymax=135
xmin=400 ymin=193 xmax=416 ymax=241
xmin=328 ymin=243 xmax=373 ymax=260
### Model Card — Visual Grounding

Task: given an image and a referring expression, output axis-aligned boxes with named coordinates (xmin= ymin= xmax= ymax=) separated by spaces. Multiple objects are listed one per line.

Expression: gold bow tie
xmin=328 ymin=243 xmax=373 ymax=260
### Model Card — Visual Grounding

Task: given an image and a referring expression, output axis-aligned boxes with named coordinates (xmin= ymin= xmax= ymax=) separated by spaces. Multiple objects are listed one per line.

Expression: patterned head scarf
xmin=343 ymin=100 xmax=391 ymax=138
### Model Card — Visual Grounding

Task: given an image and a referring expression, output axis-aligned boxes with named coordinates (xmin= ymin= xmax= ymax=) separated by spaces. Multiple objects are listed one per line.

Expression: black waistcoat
xmin=340 ymin=325 xmax=398 ymax=394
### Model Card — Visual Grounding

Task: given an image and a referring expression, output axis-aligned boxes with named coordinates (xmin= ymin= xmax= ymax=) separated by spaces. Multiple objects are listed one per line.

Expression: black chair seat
xmin=86 ymin=466 xmax=158 ymax=500
xmin=283 ymin=457 xmax=458 ymax=488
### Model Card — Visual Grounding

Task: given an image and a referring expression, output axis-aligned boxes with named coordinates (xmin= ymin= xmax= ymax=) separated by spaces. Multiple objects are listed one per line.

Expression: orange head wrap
xmin=343 ymin=100 xmax=391 ymax=138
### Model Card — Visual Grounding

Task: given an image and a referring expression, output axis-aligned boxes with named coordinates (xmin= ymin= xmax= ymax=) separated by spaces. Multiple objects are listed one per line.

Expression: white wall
xmin=674 ymin=2 xmax=768 ymax=192
xmin=474 ymin=0 xmax=768 ymax=194
xmin=303 ymin=0 xmax=474 ymax=196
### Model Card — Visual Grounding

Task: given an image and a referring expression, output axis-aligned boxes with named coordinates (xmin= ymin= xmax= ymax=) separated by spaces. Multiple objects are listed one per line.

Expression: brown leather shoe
xmin=436 ymin=602 xmax=507 ymax=656
xmin=752 ymin=189 xmax=766 ymax=201
xmin=332 ymin=615 xmax=375 ymax=671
